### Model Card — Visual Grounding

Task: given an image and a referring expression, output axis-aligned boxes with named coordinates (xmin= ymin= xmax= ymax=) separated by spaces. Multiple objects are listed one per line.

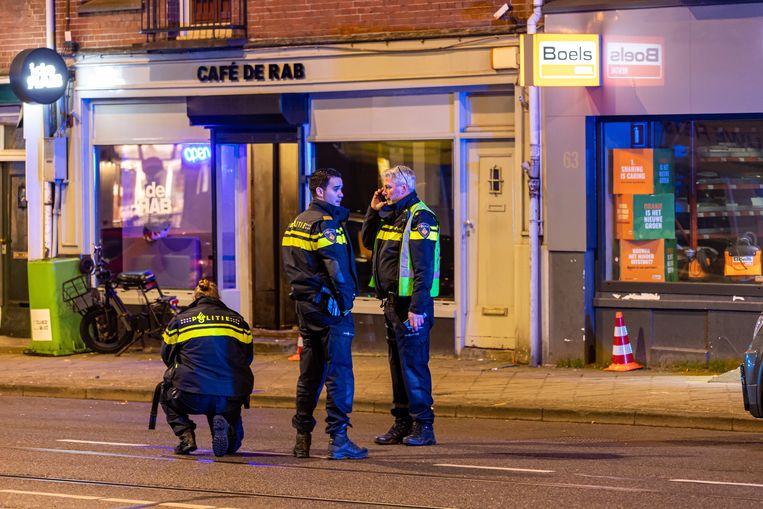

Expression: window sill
xmin=595 ymin=289 xmax=763 ymax=312
xmin=353 ymin=296 xmax=456 ymax=319
xmin=79 ymin=0 xmax=141 ymax=14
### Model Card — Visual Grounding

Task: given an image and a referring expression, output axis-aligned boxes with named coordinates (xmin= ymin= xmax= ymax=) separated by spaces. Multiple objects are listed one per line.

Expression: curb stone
xmin=4 ymin=382 xmax=763 ymax=432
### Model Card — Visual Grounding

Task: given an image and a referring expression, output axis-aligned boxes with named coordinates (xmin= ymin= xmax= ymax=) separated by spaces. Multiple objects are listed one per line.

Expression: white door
xmin=464 ymin=141 xmax=518 ymax=349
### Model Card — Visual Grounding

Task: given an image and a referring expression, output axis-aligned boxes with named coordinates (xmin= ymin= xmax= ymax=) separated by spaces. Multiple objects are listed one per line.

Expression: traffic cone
xmin=288 ymin=335 xmax=303 ymax=361
xmin=604 ymin=312 xmax=643 ymax=372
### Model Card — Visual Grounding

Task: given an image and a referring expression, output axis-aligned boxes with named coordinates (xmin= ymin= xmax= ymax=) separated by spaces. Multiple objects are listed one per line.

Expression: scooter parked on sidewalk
xmin=62 ymin=244 xmax=179 ymax=354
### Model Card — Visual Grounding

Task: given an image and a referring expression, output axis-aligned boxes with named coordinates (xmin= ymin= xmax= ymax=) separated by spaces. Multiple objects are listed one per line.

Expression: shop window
xmin=601 ymin=118 xmax=763 ymax=284
xmin=314 ymin=140 xmax=455 ymax=299
xmin=463 ymin=92 xmax=515 ymax=133
xmin=96 ymin=144 xmax=213 ymax=290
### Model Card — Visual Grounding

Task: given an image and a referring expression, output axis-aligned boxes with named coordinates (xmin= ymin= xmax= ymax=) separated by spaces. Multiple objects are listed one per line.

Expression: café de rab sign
xmin=10 ymin=48 xmax=68 ymax=104
xmin=197 ymin=62 xmax=306 ymax=83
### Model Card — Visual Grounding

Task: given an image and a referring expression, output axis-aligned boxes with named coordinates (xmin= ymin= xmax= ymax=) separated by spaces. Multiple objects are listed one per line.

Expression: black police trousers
xmin=161 ymin=387 xmax=244 ymax=438
xmin=383 ymin=296 xmax=435 ymax=425
xmin=293 ymin=301 xmax=355 ymax=436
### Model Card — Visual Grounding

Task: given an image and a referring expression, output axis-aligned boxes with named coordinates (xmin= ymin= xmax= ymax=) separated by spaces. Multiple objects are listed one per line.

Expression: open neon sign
xmin=183 ymin=145 xmax=211 ymax=163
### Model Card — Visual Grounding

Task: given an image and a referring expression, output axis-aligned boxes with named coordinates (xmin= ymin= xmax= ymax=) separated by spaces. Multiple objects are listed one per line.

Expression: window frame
xmin=595 ymin=113 xmax=763 ymax=298
xmin=310 ymin=139 xmax=456 ymax=302
xmin=93 ymin=142 xmax=215 ymax=291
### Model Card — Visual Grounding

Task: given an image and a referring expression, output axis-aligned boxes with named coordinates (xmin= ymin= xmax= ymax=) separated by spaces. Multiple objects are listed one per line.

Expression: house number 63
xmin=563 ymin=151 xmax=580 ymax=169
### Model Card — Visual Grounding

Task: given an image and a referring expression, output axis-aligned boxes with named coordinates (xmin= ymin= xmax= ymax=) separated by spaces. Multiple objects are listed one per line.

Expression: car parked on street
xmin=741 ymin=312 xmax=763 ymax=417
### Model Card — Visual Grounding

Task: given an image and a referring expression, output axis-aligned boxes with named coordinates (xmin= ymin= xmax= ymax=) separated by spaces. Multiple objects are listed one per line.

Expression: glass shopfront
xmin=96 ymin=143 xmax=214 ymax=290
xmin=601 ymin=117 xmax=763 ymax=286
xmin=314 ymin=140 xmax=454 ymax=299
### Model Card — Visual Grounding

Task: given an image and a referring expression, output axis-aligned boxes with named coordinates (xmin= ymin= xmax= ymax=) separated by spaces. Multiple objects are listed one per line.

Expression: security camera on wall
xmin=493 ymin=2 xmax=512 ymax=20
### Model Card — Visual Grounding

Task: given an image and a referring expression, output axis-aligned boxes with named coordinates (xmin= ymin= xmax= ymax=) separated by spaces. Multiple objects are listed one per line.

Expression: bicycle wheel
xmin=80 ymin=305 xmax=134 ymax=353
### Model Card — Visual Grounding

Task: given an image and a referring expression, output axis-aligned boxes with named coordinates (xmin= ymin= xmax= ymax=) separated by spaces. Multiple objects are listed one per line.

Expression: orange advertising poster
xmin=615 ymin=194 xmax=633 ymax=239
xmin=620 ymin=239 xmax=665 ymax=282
xmin=612 ymin=149 xmax=654 ymax=194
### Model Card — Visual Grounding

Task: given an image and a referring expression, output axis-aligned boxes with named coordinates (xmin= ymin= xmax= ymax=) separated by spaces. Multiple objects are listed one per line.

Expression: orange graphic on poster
xmin=613 ymin=149 xmax=654 ymax=194
xmin=620 ymin=239 xmax=665 ymax=282
xmin=615 ymin=194 xmax=633 ymax=239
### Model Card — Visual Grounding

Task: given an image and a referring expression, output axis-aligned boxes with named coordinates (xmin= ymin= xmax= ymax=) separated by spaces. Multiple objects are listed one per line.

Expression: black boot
xmin=212 ymin=415 xmax=230 ymax=457
xmin=227 ymin=419 xmax=243 ymax=454
xmin=374 ymin=420 xmax=412 ymax=445
xmin=402 ymin=422 xmax=436 ymax=446
xmin=174 ymin=430 xmax=197 ymax=455
xmin=293 ymin=432 xmax=311 ymax=458
xmin=329 ymin=429 xmax=368 ymax=460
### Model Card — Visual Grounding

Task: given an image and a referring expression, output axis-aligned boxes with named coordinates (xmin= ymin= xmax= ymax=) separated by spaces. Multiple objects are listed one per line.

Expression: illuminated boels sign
xmin=605 ymin=37 xmax=664 ymax=86
xmin=519 ymin=34 xmax=600 ymax=87
xmin=9 ymin=48 xmax=68 ymax=104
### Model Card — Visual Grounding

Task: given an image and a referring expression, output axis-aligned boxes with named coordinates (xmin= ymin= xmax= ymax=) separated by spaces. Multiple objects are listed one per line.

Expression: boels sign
xmin=10 ymin=48 xmax=69 ymax=104
xmin=520 ymin=34 xmax=600 ymax=87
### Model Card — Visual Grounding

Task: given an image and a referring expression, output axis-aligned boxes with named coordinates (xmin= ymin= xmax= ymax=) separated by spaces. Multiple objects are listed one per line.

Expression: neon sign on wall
xmin=27 ymin=62 xmax=64 ymax=90
xmin=10 ymin=48 xmax=68 ymax=104
xmin=183 ymin=145 xmax=211 ymax=163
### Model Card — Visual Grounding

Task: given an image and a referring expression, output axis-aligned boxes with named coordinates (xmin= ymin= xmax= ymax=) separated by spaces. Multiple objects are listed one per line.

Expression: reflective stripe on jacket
xmin=281 ymin=200 xmax=358 ymax=312
xmin=398 ymin=201 xmax=440 ymax=297
xmin=161 ymin=297 xmax=254 ymax=398
xmin=361 ymin=191 xmax=440 ymax=314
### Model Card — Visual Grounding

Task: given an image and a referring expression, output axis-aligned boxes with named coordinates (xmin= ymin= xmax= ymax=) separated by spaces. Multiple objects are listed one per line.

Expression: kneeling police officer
xmin=160 ymin=279 xmax=254 ymax=456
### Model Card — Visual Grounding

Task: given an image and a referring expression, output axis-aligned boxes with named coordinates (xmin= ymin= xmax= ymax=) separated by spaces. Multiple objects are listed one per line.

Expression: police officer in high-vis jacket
xmin=281 ymin=167 xmax=368 ymax=460
xmin=361 ymin=165 xmax=440 ymax=447
xmin=160 ymin=279 xmax=253 ymax=457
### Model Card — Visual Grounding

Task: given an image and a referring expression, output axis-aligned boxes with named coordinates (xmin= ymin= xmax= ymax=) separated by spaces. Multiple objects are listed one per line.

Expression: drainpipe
xmin=46 ymin=0 xmax=55 ymax=49
xmin=45 ymin=0 xmax=56 ymax=258
xmin=46 ymin=0 xmax=65 ymax=259
xmin=525 ymin=0 xmax=543 ymax=366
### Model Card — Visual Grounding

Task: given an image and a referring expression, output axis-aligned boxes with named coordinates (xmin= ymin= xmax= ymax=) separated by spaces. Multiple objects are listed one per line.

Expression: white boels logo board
xmin=520 ymin=34 xmax=600 ymax=87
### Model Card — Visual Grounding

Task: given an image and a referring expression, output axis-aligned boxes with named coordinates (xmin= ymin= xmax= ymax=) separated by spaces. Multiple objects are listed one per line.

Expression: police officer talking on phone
xmin=361 ymin=165 xmax=440 ymax=446
xmin=281 ymin=168 xmax=368 ymax=460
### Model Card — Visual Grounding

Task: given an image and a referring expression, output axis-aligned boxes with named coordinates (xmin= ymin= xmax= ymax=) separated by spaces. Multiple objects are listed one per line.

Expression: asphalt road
xmin=1 ymin=396 xmax=762 ymax=508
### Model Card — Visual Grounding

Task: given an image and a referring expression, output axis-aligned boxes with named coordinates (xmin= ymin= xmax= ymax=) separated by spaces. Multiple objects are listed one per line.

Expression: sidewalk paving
xmin=0 ymin=336 xmax=761 ymax=432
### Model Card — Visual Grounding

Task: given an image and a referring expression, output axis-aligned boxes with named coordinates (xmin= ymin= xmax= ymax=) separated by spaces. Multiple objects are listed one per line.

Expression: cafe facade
xmin=52 ymin=36 xmax=531 ymax=355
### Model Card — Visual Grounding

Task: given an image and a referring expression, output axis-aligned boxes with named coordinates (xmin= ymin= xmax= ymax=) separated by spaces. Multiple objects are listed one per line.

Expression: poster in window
xmin=619 ymin=238 xmax=677 ymax=282
xmin=616 ymin=193 xmax=675 ymax=240
xmin=612 ymin=148 xmax=674 ymax=194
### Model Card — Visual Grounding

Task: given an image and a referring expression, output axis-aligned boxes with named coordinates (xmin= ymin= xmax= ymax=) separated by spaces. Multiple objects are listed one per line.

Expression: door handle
xmin=463 ymin=220 xmax=475 ymax=237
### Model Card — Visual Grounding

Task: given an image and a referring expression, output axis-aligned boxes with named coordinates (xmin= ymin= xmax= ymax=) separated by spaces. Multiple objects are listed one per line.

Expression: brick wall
xmin=0 ymin=0 xmax=46 ymax=75
xmin=53 ymin=0 xmax=143 ymax=53
xmin=248 ymin=0 xmax=532 ymax=40
xmin=2 ymin=0 xmax=532 ymax=73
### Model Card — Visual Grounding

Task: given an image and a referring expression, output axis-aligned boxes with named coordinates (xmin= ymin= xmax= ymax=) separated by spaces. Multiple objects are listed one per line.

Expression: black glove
xmin=318 ymin=287 xmax=341 ymax=317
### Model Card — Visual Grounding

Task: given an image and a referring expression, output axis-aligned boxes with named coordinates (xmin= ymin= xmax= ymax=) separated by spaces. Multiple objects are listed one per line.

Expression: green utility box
xmin=26 ymin=258 xmax=88 ymax=356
